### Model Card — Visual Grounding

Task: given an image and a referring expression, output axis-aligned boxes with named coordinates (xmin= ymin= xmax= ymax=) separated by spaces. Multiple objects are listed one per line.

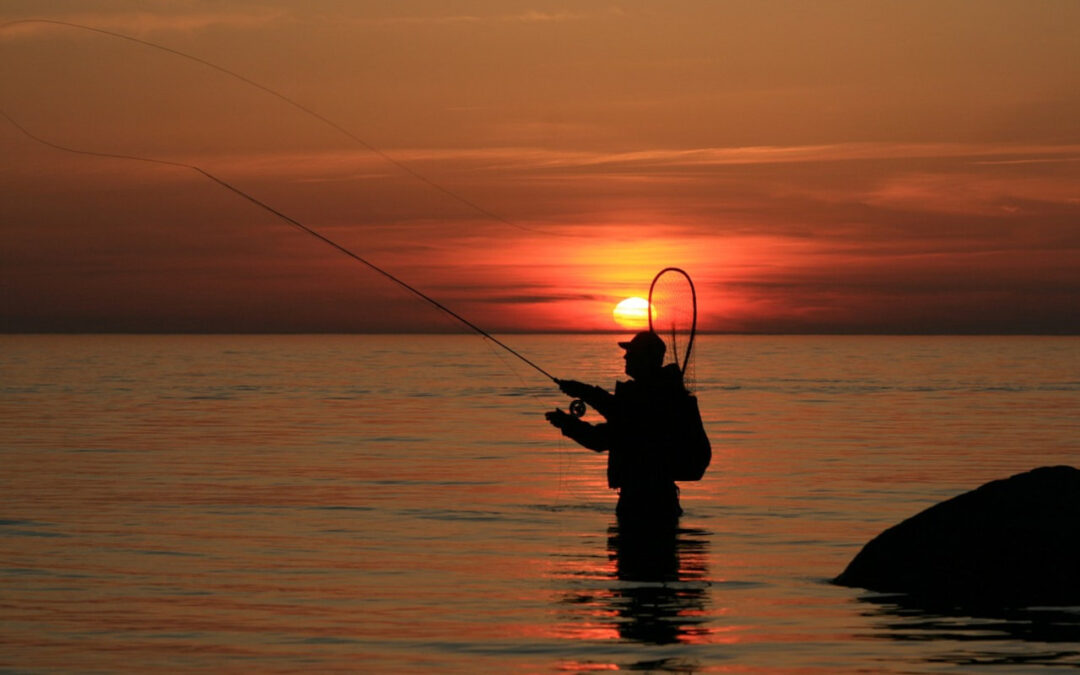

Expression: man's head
xmin=619 ymin=330 xmax=666 ymax=379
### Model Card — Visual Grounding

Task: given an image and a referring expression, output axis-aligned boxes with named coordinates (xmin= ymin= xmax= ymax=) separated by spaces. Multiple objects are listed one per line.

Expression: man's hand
xmin=555 ymin=379 xmax=592 ymax=399
xmin=545 ymin=408 xmax=572 ymax=430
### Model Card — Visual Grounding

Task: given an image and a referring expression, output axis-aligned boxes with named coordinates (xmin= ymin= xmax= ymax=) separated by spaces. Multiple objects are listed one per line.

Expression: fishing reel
xmin=569 ymin=399 xmax=587 ymax=418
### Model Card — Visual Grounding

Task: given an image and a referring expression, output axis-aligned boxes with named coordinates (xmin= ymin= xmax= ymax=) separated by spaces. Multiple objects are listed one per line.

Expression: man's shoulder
xmin=614 ymin=371 xmax=687 ymax=400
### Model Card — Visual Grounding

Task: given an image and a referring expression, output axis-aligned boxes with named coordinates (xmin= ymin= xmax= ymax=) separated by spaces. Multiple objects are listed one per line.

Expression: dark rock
xmin=834 ymin=465 xmax=1080 ymax=607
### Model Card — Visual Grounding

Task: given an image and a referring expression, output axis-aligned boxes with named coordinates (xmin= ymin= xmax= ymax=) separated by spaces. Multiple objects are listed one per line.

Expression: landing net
xmin=648 ymin=267 xmax=698 ymax=392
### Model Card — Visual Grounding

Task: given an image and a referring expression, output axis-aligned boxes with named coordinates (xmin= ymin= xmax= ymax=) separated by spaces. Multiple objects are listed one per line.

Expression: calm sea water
xmin=2 ymin=334 xmax=1078 ymax=673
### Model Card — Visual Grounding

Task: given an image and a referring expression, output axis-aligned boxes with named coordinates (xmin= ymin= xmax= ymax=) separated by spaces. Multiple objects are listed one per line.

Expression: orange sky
xmin=2 ymin=1 xmax=1078 ymax=333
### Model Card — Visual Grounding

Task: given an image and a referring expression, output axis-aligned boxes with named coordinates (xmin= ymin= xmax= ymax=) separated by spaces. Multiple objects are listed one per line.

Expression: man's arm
xmin=555 ymin=379 xmax=616 ymax=418
xmin=545 ymin=409 xmax=610 ymax=452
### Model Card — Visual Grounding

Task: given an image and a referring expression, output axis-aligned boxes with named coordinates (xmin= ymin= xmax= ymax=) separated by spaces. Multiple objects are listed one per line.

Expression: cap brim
xmin=618 ymin=341 xmax=632 ymax=349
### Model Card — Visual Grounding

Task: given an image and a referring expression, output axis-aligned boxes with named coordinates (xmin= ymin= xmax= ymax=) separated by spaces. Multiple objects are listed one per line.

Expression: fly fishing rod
xmin=0 ymin=107 xmax=558 ymax=383
xmin=1 ymin=18 xmax=561 ymax=381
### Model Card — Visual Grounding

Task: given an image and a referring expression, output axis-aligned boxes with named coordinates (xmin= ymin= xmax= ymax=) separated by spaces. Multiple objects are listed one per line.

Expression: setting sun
xmin=612 ymin=297 xmax=651 ymax=330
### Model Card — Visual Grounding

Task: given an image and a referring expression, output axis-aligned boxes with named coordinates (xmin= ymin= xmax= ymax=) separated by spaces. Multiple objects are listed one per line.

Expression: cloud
xmin=502 ymin=143 xmax=1080 ymax=171
xmin=863 ymin=171 xmax=1080 ymax=216
xmin=340 ymin=8 xmax=617 ymax=28
xmin=0 ymin=9 xmax=285 ymax=39
xmin=187 ymin=142 xmax=1080 ymax=180
xmin=465 ymin=292 xmax=604 ymax=305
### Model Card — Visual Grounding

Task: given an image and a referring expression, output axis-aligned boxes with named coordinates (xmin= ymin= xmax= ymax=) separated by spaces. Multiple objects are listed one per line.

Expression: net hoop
xmin=648 ymin=267 xmax=698 ymax=375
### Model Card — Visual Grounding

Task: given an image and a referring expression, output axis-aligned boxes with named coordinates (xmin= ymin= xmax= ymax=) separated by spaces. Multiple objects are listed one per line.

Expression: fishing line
xmin=0 ymin=106 xmax=558 ymax=383
xmin=0 ymin=18 xmax=556 ymax=236
xmin=1 ymin=19 xmax=620 ymax=518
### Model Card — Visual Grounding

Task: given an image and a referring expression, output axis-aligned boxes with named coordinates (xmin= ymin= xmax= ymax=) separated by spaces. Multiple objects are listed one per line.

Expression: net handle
xmin=648 ymin=267 xmax=698 ymax=375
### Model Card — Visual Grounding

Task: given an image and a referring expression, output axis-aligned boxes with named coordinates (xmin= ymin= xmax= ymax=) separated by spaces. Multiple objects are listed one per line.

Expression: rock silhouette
xmin=834 ymin=465 xmax=1080 ymax=606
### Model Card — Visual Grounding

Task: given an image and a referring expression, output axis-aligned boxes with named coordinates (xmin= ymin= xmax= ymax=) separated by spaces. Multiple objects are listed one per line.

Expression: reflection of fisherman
xmin=546 ymin=330 xmax=710 ymax=526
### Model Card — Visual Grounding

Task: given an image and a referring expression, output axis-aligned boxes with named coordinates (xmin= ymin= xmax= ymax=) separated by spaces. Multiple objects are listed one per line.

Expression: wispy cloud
xmin=503 ymin=143 xmax=1080 ymax=171
xmin=196 ymin=142 xmax=1080 ymax=175
xmin=864 ymin=171 xmax=1080 ymax=215
xmin=0 ymin=9 xmax=285 ymax=38
xmin=344 ymin=9 xmax=617 ymax=27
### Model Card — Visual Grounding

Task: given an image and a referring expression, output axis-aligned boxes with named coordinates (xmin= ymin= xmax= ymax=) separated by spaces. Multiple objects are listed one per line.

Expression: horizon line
xmin=2 ymin=330 xmax=1077 ymax=337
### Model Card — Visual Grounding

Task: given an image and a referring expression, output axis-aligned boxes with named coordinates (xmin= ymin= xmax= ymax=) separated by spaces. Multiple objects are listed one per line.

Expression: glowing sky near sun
xmin=1 ymin=1 xmax=1078 ymax=333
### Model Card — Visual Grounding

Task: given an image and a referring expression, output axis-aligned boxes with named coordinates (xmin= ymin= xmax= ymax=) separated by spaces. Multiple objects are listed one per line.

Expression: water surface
xmin=2 ymin=335 xmax=1078 ymax=672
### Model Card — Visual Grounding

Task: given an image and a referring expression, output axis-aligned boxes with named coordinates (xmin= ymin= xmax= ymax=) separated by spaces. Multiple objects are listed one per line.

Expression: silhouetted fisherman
xmin=546 ymin=330 xmax=710 ymax=527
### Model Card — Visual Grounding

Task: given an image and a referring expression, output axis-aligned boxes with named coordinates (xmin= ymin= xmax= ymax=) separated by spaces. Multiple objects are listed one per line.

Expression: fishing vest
xmin=607 ymin=370 xmax=711 ymax=487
